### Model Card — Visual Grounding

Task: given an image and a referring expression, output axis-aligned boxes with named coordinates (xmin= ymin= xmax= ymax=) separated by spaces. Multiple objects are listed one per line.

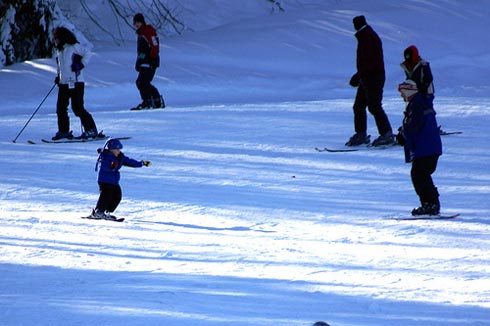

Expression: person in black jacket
xmin=131 ymin=13 xmax=165 ymax=110
xmin=346 ymin=15 xmax=394 ymax=147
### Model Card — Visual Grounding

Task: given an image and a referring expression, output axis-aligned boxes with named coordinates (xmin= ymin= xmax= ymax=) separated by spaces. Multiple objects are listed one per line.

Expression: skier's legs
xmin=411 ymin=155 xmax=439 ymax=205
xmin=353 ymin=86 xmax=367 ymax=134
xmin=107 ymin=185 xmax=122 ymax=213
xmin=136 ymin=68 xmax=154 ymax=102
xmin=71 ymin=83 xmax=97 ymax=131
xmin=56 ymin=85 xmax=71 ymax=133
xmin=148 ymin=67 xmax=161 ymax=102
xmin=96 ymin=182 xmax=114 ymax=212
xmin=365 ymin=74 xmax=392 ymax=136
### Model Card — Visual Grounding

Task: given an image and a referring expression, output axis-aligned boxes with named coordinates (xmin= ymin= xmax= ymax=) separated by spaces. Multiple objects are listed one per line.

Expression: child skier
xmin=397 ymin=80 xmax=442 ymax=216
xmin=89 ymin=138 xmax=151 ymax=220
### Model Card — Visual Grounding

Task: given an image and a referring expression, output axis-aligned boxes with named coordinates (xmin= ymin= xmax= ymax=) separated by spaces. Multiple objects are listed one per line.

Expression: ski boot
xmin=52 ymin=131 xmax=73 ymax=141
xmin=89 ymin=209 xmax=105 ymax=219
xmin=79 ymin=128 xmax=99 ymax=139
xmin=345 ymin=132 xmax=370 ymax=146
xmin=411 ymin=202 xmax=440 ymax=216
xmin=131 ymin=100 xmax=151 ymax=111
xmin=371 ymin=131 xmax=396 ymax=147
xmin=152 ymin=95 xmax=166 ymax=109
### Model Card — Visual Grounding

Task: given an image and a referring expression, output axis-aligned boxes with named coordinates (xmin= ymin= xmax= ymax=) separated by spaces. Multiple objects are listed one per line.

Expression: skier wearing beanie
xmin=131 ymin=13 xmax=165 ymax=110
xmin=397 ymin=77 xmax=442 ymax=216
xmin=346 ymin=15 xmax=395 ymax=147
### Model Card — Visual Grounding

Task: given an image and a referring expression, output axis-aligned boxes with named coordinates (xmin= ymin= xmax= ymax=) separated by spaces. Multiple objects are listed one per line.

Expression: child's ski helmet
xmin=106 ymin=138 xmax=123 ymax=150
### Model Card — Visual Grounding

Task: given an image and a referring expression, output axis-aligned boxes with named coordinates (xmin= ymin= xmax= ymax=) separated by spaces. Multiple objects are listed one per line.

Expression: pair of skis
xmin=315 ymin=142 xmax=398 ymax=152
xmin=316 ymin=129 xmax=462 ymax=153
xmin=393 ymin=213 xmax=460 ymax=221
xmin=28 ymin=135 xmax=131 ymax=144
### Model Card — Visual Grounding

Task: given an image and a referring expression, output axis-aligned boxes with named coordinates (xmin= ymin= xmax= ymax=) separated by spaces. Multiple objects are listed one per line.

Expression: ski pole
xmin=12 ymin=83 xmax=57 ymax=143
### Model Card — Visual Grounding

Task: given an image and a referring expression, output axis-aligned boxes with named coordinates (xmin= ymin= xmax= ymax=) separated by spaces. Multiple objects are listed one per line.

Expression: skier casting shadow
xmin=346 ymin=15 xmax=395 ymax=147
xmin=51 ymin=27 xmax=100 ymax=140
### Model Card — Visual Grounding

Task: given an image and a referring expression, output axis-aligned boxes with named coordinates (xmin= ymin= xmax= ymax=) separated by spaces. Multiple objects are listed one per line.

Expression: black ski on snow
xmin=28 ymin=136 xmax=131 ymax=144
xmin=42 ymin=136 xmax=108 ymax=144
xmin=393 ymin=213 xmax=460 ymax=221
xmin=315 ymin=147 xmax=358 ymax=153
xmin=130 ymin=106 xmax=166 ymax=111
xmin=315 ymin=143 xmax=399 ymax=153
xmin=81 ymin=215 xmax=125 ymax=222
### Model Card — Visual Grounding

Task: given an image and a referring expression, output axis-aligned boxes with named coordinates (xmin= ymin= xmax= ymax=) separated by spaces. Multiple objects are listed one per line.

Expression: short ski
xmin=81 ymin=215 xmax=125 ymax=222
xmin=394 ymin=213 xmax=460 ymax=221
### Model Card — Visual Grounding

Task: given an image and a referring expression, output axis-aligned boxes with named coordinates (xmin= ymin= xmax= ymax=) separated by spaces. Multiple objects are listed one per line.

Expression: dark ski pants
xmin=411 ymin=154 xmax=440 ymax=206
xmin=136 ymin=67 xmax=161 ymax=104
xmin=56 ymin=83 xmax=97 ymax=133
xmin=96 ymin=182 xmax=122 ymax=213
xmin=353 ymin=74 xmax=392 ymax=136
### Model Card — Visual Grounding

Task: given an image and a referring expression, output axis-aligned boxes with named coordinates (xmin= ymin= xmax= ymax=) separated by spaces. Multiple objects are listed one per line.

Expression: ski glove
xmin=396 ymin=127 xmax=406 ymax=146
xmin=71 ymin=54 xmax=85 ymax=72
xmin=349 ymin=72 xmax=360 ymax=87
xmin=54 ymin=75 xmax=60 ymax=85
xmin=142 ymin=160 xmax=152 ymax=167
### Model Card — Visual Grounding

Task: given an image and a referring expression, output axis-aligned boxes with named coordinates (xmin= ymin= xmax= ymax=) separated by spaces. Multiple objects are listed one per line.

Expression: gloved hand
xmin=71 ymin=54 xmax=85 ymax=72
xmin=396 ymin=127 xmax=405 ymax=146
xmin=142 ymin=160 xmax=152 ymax=167
xmin=349 ymin=72 xmax=360 ymax=87
xmin=54 ymin=75 xmax=60 ymax=85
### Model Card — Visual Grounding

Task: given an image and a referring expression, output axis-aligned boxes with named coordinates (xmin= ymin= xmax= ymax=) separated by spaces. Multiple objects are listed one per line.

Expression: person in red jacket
xmin=131 ymin=13 xmax=165 ymax=110
xmin=346 ymin=15 xmax=394 ymax=147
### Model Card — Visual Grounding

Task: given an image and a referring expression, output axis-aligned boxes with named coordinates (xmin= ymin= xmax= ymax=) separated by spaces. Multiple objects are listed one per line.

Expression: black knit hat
xmin=353 ymin=15 xmax=367 ymax=31
xmin=133 ymin=13 xmax=146 ymax=25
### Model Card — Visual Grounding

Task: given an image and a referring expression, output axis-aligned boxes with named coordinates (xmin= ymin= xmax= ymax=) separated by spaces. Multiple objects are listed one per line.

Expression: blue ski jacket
xmin=97 ymin=150 xmax=143 ymax=185
xmin=401 ymin=93 xmax=442 ymax=163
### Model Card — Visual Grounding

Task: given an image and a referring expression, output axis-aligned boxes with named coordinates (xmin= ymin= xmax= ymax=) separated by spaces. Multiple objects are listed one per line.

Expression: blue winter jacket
xmin=402 ymin=93 xmax=442 ymax=163
xmin=97 ymin=150 xmax=143 ymax=185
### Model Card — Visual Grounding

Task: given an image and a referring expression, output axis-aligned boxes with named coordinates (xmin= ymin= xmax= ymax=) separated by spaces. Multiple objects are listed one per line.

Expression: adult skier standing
xmin=52 ymin=27 xmax=100 ymax=140
xmin=131 ymin=13 xmax=165 ymax=110
xmin=346 ymin=15 xmax=395 ymax=147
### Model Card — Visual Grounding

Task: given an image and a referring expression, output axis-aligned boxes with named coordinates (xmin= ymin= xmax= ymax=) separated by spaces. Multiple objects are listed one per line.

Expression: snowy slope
xmin=1 ymin=1 xmax=489 ymax=325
